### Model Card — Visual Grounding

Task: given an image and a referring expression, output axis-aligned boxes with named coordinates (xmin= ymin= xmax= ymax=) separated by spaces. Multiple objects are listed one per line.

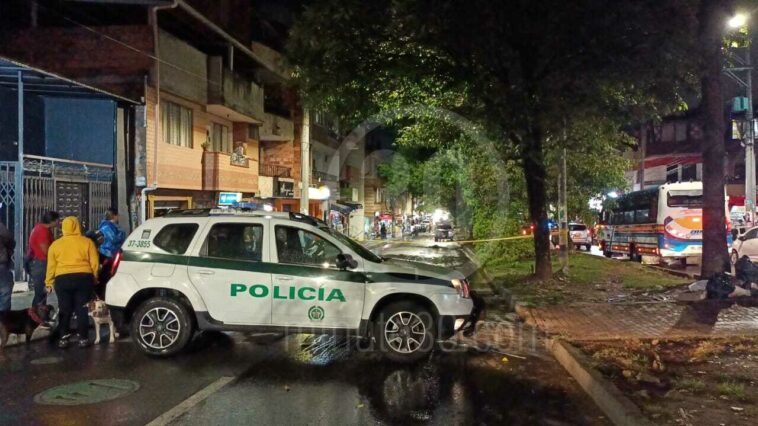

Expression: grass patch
xmin=675 ymin=378 xmax=706 ymax=393
xmin=485 ymin=252 xmax=688 ymax=306
xmin=717 ymin=381 xmax=747 ymax=401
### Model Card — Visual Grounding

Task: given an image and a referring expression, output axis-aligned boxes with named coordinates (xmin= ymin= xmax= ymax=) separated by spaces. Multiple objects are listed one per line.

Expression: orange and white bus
xmin=598 ymin=182 xmax=729 ymax=263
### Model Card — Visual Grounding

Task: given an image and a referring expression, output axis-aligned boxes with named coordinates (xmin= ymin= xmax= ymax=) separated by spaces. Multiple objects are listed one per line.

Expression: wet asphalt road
xmin=0 ymin=236 xmax=607 ymax=425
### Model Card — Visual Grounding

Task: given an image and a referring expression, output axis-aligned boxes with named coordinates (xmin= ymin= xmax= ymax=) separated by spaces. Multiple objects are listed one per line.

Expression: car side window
xmin=203 ymin=223 xmax=263 ymax=262
xmin=153 ymin=223 xmax=199 ymax=254
xmin=275 ymin=226 xmax=341 ymax=267
xmin=745 ymin=229 xmax=758 ymax=240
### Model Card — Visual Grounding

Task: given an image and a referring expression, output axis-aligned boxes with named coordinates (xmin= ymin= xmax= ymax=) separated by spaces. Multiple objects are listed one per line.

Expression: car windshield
xmin=436 ymin=223 xmax=452 ymax=230
xmin=320 ymin=227 xmax=383 ymax=263
xmin=569 ymin=224 xmax=587 ymax=231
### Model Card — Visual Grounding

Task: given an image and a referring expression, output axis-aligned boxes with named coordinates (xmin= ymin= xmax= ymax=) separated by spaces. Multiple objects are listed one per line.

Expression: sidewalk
xmin=10 ymin=281 xmax=58 ymax=310
xmin=519 ymin=300 xmax=758 ymax=341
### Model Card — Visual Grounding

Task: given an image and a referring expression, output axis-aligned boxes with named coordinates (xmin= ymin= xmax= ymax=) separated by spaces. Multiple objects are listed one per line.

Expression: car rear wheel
xmin=585 ymin=244 xmax=592 ymax=251
xmin=131 ymin=297 xmax=194 ymax=357
xmin=374 ymin=301 xmax=436 ymax=363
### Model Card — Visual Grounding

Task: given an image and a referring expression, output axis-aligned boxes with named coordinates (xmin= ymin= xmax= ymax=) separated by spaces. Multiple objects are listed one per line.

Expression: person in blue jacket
xmin=96 ymin=208 xmax=126 ymax=298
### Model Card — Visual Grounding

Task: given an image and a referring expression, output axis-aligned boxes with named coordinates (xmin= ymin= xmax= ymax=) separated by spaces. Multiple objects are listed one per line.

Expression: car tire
xmin=585 ymin=244 xmax=592 ymax=251
xmin=731 ymin=250 xmax=739 ymax=265
xmin=131 ymin=297 xmax=194 ymax=357
xmin=374 ymin=301 xmax=436 ymax=364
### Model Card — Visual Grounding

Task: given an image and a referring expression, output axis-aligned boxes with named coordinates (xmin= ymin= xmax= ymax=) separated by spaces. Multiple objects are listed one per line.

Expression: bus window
xmin=612 ymin=212 xmax=624 ymax=225
xmin=667 ymin=190 xmax=703 ymax=208
xmin=635 ymin=209 xmax=650 ymax=223
xmin=624 ymin=210 xmax=634 ymax=224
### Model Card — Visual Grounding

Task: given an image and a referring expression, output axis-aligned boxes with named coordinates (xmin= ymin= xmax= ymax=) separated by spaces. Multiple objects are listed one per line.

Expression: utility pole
xmin=745 ymin=34 xmax=755 ymax=224
xmin=639 ymin=123 xmax=647 ymax=190
xmin=300 ymin=108 xmax=311 ymax=215
xmin=558 ymin=145 xmax=568 ymax=274
xmin=725 ymin=15 xmax=755 ymax=223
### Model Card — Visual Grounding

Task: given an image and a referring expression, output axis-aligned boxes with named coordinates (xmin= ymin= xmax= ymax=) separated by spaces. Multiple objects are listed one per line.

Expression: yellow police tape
xmin=368 ymin=234 xmax=534 ymax=244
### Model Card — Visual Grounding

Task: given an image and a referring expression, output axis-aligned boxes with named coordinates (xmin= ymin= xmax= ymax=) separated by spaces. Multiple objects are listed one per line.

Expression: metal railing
xmin=259 ymin=163 xmax=292 ymax=178
xmin=312 ymin=170 xmax=338 ymax=182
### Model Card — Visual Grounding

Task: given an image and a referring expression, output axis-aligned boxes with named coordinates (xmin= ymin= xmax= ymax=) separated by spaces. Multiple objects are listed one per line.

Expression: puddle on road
xmin=29 ymin=356 xmax=63 ymax=365
xmin=222 ymin=334 xmax=601 ymax=425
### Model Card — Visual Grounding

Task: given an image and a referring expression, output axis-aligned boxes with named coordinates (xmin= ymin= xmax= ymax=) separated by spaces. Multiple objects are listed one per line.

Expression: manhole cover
xmin=30 ymin=357 xmax=63 ymax=365
xmin=34 ymin=379 xmax=139 ymax=406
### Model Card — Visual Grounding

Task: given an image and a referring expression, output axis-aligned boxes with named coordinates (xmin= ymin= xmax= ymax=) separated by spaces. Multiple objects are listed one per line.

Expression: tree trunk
xmin=698 ymin=0 xmax=730 ymax=277
xmin=521 ymin=129 xmax=552 ymax=279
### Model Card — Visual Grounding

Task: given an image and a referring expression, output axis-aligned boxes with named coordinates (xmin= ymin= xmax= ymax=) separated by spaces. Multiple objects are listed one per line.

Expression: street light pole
xmin=727 ymin=13 xmax=755 ymax=222
xmin=744 ymin=25 xmax=755 ymax=222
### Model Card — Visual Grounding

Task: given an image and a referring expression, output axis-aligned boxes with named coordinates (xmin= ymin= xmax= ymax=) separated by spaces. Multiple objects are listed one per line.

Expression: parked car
xmin=434 ymin=222 xmax=454 ymax=242
xmin=569 ymin=223 xmax=592 ymax=251
xmin=106 ymin=209 xmax=482 ymax=363
xmin=731 ymin=226 xmax=758 ymax=264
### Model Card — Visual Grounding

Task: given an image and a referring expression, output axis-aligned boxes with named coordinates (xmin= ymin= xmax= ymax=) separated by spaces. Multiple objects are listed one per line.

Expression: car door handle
xmin=197 ymin=269 xmax=215 ymax=276
xmin=278 ymin=276 xmax=294 ymax=281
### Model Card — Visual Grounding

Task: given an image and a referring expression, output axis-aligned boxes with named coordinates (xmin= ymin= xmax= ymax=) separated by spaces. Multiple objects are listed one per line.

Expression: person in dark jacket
xmin=96 ymin=208 xmax=126 ymax=298
xmin=0 ymin=221 xmax=15 ymax=313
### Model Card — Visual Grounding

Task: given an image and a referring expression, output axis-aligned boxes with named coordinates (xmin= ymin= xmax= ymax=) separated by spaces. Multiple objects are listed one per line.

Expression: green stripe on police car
xmin=230 ymin=283 xmax=346 ymax=302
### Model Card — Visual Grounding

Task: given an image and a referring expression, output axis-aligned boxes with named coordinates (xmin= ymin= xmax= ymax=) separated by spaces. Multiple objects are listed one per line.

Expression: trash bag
xmin=706 ymin=273 xmax=737 ymax=300
xmin=734 ymin=256 xmax=758 ymax=289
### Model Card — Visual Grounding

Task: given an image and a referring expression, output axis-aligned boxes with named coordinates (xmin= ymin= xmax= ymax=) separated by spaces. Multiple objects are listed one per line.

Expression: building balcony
xmin=259 ymin=162 xmax=291 ymax=178
xmin=202 ymin=151 xmax=258 ymax=193
xmin=313 ymin=170 xmax=338 ymax=182
xmin=207 ymin=56 xmax=264 ymax=123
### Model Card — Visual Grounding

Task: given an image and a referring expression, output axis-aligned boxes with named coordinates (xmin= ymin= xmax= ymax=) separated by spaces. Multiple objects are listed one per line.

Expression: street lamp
xmin=729 ymin=13 xmax=748 ymax=29
xmin=725 ymin=13 xmax=755 ymax=222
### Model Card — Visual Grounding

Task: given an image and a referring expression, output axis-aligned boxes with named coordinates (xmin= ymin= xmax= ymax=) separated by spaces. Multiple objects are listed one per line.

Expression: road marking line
xmin=146 ymin=376 xmax=235 ymax=426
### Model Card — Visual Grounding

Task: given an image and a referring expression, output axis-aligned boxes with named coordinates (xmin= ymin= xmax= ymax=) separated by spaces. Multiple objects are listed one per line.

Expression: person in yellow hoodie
xmin=45 ymin=216 xmax=99 ymax=348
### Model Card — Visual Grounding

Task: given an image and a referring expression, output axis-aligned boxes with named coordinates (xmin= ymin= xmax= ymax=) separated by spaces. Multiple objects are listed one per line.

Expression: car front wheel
xmin=131 ymin=297 xmax=194 ymax=357
xmin=374 ymin=301 xmax=436 ymax=363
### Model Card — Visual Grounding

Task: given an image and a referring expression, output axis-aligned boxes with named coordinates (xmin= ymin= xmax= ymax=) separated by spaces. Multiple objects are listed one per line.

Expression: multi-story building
xmin=0 ymin=0 xmax=309 ymax=231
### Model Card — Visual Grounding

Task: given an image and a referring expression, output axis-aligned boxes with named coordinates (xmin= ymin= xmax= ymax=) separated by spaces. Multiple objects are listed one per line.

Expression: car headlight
xmin=451 ymin=278 xmax=471 ymax=299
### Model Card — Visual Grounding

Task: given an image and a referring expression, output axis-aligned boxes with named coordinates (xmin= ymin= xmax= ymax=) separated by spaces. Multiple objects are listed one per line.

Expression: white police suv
xmin=106 ymin=209 xmax=482 ymax=363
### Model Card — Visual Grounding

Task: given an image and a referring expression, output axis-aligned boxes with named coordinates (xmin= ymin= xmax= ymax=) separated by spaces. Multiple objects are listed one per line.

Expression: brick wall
xmin=0 ymin=25 xmax=153 ymax=101
xmin=202 ymin=152 xmax=259 ymax=193
xmin=145 ymin=87 xmax=261 ymax=194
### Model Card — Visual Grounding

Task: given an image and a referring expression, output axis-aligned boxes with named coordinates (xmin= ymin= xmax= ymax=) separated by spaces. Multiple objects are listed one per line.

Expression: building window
xmin=375 ymin=187 xmax=384 ymax=203
xmin=681 ymin=164 xmax=696 ymax=181
xmin=666 ymin=165 xmax=678 ymax=183
xmin=248 ymin=124 xmax=260 ymax=140
xmin=210 ymin=123 xmax=232 ymax=153
xmin=161 ymin=100 xmax=193 ymax=148
xmin=675 ymin=122 xmax=687 ymax=142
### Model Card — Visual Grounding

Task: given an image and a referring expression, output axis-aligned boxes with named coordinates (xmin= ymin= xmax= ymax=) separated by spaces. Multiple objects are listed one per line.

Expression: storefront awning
xmin=330 ymin=202 xmax=353 ymax=215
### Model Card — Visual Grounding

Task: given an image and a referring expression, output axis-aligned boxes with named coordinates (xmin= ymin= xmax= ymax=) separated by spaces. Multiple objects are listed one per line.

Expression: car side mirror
xmin=336 ymin=253 xmax=358 ymax=270
xmin=739 ymin=235 xmax=746 ymax=241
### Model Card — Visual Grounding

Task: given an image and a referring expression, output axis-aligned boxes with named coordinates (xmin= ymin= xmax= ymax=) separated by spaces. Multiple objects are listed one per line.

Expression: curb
xmin=546 ymin=338 xmax=651 ymax=426
xmin=513 ymin=301 xmax=651 ymax=425
xmin=647 ymin=265 xmax=700 ymax=280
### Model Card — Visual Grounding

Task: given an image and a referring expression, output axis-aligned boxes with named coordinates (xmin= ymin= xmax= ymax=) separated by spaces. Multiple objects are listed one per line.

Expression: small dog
xmin=0 ymin=305 xmax=55 ymax=348
xmin=87 ymin=299 xmax=118 ymax=344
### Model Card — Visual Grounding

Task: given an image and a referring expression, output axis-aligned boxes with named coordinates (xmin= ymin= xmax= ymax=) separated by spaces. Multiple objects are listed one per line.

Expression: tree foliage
xmin=288 ymin=0 xmax=699 ymax=278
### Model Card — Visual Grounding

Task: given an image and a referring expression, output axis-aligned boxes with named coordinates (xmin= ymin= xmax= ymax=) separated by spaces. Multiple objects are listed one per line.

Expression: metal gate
xmin=0 ymin=163 xmax=15 ymax=230
xmin=1 ymin=157 xmax=113 ymax=274
xmin=56 ymin=182 xmax=88 ymax=228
